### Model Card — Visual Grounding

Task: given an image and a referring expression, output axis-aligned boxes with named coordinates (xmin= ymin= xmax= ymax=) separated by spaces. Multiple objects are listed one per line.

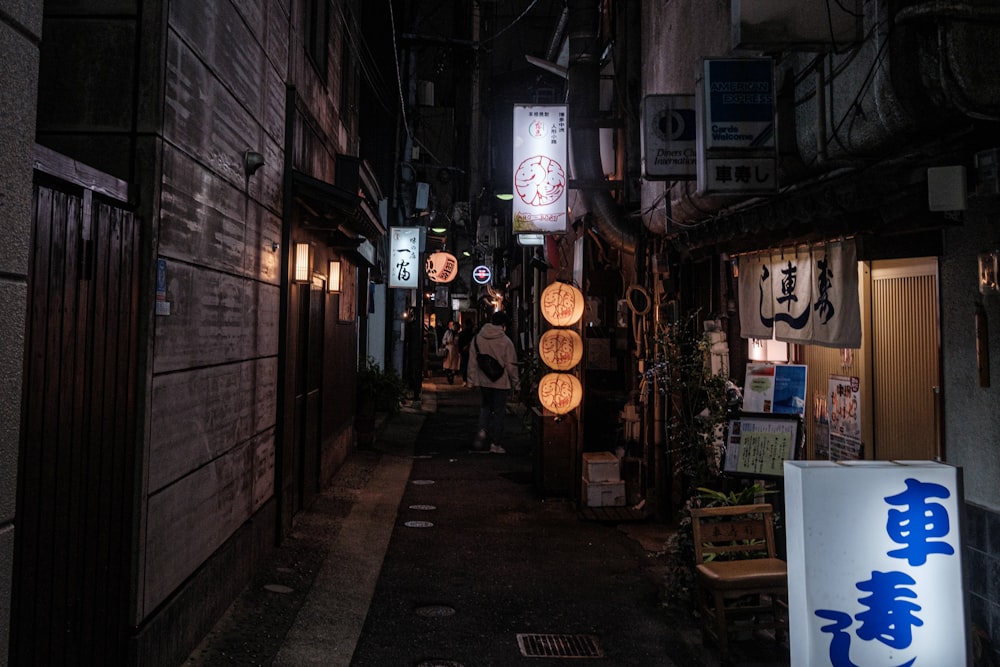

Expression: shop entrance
xmin=869 ymin=258 xmax=941 ymax=461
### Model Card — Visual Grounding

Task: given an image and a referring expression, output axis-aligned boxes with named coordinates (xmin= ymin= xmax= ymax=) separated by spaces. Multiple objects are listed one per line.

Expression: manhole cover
xmin=405 ymin=520 xmax=434 ymax=528
xmin=415 ymin=605 xmax=456 ymax=618
xmin=263 ymin=584 xmax=294 ymax=594
xmin=409 ymin=504 xmax=437 ymax=511
xmin=412 ymin=479 xmax=436 ymax=485
xmin=416 ymin=661 xmax=464 ymax=667
xmin=516 ymin=634 xmax=603 ymax=658
xmin=413 ymin=454 xmax=433 ymax=459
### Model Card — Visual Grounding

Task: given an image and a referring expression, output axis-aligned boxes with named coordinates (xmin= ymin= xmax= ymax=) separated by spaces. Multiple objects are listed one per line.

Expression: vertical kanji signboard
xmin=785 ymin=461 xmax=969 ymax=666
xmin=511 ymin=104 xmax=568 ymax=234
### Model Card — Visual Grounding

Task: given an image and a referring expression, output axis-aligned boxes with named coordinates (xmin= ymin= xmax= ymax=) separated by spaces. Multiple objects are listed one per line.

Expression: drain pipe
xmin=567 ymin=0 xmax=638 ymax=255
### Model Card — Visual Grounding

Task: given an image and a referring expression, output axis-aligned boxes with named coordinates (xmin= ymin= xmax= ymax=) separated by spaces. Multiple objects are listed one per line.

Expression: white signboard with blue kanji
xmin=785 ymin=461 xmax=969 ymax=666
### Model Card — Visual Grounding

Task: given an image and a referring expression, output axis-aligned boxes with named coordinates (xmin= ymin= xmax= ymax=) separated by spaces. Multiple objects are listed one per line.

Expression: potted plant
xmin=357 ymin=356 xmax=407 ymax=415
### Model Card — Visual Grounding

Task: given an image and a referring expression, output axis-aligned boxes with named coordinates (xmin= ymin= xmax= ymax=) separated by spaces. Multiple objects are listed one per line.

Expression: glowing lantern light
xmin=539 ymin=329 xmax=583 ymax=370
xmin=537 ymin=372 xmax=583 ymax=415
xmin=540 ymin=281 xmax=584 ymax=326
xmin=425 ymin=251 xmax=458 ymax=284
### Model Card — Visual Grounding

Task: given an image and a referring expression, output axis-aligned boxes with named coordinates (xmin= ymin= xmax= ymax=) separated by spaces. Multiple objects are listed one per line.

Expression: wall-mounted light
xmin=328 ymin=259 xmax=342 ymax=293
xmin=978 ymin=249 xmax=999 ymax=295
xmin=243 ymin=150 xmax=265 ymax=177
xmin=294 ymin=242 xmax=311 ymax=283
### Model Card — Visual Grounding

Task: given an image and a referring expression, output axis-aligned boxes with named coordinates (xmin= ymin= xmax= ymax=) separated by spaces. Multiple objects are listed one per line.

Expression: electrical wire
xmin=388 ymin=0 xmax=411 ymax=138
xmin=480 ymin=0 xmax=542 ymax=46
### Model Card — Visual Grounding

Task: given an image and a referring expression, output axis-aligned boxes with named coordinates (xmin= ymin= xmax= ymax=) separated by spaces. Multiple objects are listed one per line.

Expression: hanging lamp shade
xmin=425 ymin=250 xmax=458 ymax=284
xmin=538 ymin=328 xmax=583 ymax=370
xmin=540 ymin=281 xmax=584 ymax=326
xmin=537 ymin=372 xmax=583 ymax=415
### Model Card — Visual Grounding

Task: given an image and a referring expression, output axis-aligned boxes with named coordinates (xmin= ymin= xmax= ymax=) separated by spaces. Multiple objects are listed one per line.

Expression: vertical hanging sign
xmin=388 ymin=227 xmax=420 ymax=289
xmin=512 ymin=104 xmax=568 ymax=234
xmin=696 ymin=58 xmax=778 ymax=195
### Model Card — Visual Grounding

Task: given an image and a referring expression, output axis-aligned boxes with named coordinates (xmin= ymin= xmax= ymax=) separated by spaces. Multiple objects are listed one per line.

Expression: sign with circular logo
xmin=472 ymin=265 xmax=492 ymax=285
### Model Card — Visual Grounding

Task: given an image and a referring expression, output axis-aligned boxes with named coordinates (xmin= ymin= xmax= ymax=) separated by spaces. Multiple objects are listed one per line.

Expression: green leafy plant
xmin=357 ymin=356 xmax=407 ymax=414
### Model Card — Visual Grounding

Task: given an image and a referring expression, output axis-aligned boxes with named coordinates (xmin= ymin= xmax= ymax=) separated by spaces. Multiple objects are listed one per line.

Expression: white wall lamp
xmin=328 ymin=259 xmax=342 ymax=293
xmin=294 ymin=242 xmax=311 ymax=283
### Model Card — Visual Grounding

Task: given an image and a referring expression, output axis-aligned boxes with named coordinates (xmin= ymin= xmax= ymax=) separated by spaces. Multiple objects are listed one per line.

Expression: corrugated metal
xmin=871 ymin=261 xmax=940 ymax=461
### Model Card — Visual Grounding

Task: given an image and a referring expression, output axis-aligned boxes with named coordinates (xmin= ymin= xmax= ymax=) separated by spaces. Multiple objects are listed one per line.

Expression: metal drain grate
xmin=516 ymin=634 xmax=603 ymax=658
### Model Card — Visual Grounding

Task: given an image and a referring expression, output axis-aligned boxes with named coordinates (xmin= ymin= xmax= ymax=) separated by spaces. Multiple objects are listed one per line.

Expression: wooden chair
xmin=689 ymin=503 xmax=788 ymax=665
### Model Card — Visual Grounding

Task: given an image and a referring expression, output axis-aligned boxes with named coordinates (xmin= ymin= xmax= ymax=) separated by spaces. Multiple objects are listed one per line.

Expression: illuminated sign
xmin=472 ymin=265 xmax=492 ymax=285
xmin=784 ymin=461 xmax=968 ymax=666
xmin=389 ymin=227 xmax=420 ymax=289
xmin=425 ymin=251 xmax=458 ymax=284
xmin=511 ymin=104 xmax=568 ymax=234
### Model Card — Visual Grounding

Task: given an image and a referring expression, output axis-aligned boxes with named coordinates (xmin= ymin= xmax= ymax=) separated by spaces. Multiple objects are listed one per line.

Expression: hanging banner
xmin=738 ymin=240 xmax=861 ymax=348
xmin=512 ymin=104 xmax=568 ymax=234
xmin=388 ymin=227 xmax=420 ymax=289
xmin=785 ymin=461 xmax=967 ymax=667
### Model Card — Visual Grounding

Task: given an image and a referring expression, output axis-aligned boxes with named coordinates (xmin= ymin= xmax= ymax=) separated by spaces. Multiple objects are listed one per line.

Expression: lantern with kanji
xmin=537 ymin=372 xmax=583 ymax=415
xmin=540 ymin=281 xmax=584 ymax=326
xmin=538 ymin=328 xmax=583 ymax=371
xmin=425 ymin=250 xmax=458 ymax=284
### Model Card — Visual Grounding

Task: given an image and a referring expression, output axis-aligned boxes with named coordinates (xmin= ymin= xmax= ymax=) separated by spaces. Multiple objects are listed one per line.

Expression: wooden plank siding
xmin=14 ymin=177 xmax=139 ymax=665
xmin=142 ymin=0 xmax=288 ymax=623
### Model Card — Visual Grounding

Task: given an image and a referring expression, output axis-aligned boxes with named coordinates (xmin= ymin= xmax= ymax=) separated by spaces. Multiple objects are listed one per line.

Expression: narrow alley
xmin=185 ymin=376 xmax=790 ymax=667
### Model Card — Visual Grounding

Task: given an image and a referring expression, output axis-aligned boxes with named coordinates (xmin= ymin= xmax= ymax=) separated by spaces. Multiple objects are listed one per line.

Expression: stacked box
xmin=582 ymin=452 xmax=624 ymax=507
xmin=582 ymin=451 xmax=620 ymax=481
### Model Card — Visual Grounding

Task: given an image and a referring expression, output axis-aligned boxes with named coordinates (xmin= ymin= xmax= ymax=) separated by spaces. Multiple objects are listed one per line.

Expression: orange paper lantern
xmin=540 ymin=281 xmax=584 ymax=326
xmin=425 ymin=251 xmax=459 ymax=283
xmin=538 ymin=328 xmax=583 ymax=370
xmin=537 ymin=372 xmax=583 ymax=415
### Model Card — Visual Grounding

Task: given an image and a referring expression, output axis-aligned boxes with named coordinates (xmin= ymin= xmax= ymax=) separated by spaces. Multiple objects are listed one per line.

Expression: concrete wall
xmin=941 ymin=197 xmax=1000 ymax=643
xmin=0 ymin=1 xmax=42 ymax=663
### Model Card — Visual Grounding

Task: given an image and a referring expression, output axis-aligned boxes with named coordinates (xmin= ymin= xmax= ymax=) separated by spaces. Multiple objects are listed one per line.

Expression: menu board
xmin=723 ymin=412 xmax=801 ymax=477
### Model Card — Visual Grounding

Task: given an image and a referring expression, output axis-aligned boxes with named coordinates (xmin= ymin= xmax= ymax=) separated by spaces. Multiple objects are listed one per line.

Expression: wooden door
xmin=870 ymin=258 xmax=941 ymax=460
xmin=12 ymin=173 xmax=139 ymax=664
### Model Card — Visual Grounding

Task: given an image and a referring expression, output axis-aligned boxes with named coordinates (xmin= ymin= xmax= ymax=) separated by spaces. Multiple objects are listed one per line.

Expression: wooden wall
xmin=141 ymin=0 xmax=289 ymax=620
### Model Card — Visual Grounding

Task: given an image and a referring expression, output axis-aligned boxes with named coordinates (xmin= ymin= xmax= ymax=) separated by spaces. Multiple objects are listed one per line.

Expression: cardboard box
xmin=582 ymin=451 xmax=620 ymax=482
xmin=582 ymin=478 xmax=626 ymax=507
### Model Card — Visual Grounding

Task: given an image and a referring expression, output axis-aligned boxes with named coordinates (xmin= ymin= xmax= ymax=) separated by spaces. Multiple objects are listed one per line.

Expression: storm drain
xmin=516 ymin=634 xmax=603 ymax=658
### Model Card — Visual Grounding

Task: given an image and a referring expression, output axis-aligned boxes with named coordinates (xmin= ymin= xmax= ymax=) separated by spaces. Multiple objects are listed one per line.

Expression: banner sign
xmin=785 ymin=461 xmax=967 ymax=667
xmin=641 ymin=94 xmax=697 ymax=180
xmin=511 ymin=104 xmax=568 ymax=234
xmin=738 ymin=240 xmax=861 ymax=348
xmin=388 ymin=227 xmax=420 ymax=289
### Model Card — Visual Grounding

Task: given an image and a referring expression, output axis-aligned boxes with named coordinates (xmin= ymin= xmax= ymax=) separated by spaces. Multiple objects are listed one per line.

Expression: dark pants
xmin=478 ymin=386 xmax=509 ymax=445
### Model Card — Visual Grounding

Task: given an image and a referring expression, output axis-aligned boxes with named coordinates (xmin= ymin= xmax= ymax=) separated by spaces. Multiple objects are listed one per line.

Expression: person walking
xmin=467 ymin=311 xmax=519 ymax=453
xmin=457 ymin=320 xmax=474 ymax=386
xmin=441 ymin=320 xmax=461 ymax=384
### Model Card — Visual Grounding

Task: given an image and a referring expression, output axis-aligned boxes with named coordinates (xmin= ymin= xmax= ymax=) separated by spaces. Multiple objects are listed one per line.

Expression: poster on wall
xmin=813 ymin=390 xmax=831 ymax=459
xmin=828 ymin=374 xmax=862 ymax=460
xmin=743 ymin=363 xmax=807 ymax=414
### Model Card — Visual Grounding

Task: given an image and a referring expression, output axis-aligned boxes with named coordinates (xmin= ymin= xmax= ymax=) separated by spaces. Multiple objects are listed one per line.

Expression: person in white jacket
xmin=468 ymin=311 xmax=520 ymax=453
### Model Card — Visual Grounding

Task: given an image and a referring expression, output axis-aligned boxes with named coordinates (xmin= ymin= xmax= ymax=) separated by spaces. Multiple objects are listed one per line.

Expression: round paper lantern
xmin=425 ymin=251 xmax=458 ymax=284
xmin=537 ymin=372 xmax=583 ymax=415
xmin=540 ymin=281 xmax=584 ymax=326
xmin=538 ymin=328 xmax=583 ymax=370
